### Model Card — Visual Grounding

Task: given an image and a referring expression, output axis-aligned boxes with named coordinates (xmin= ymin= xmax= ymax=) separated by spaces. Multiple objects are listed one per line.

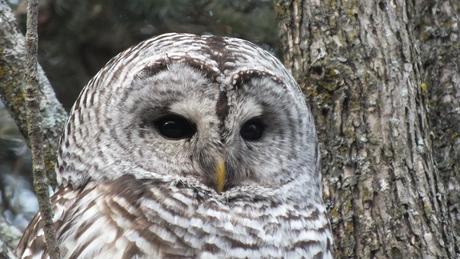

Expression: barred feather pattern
xmin=17 ymin=33 xmax=333 ymax=258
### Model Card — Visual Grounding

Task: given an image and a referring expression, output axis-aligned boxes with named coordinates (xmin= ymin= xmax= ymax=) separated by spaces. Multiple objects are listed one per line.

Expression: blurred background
xmin=1 ymin=0 xmax=280 ymax=231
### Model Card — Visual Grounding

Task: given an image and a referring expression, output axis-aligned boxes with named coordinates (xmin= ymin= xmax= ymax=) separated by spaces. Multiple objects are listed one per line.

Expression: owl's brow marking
xmin=136 ymin=57 xmax=220 ymax=83
xmin=135 ymin=60 xmax=168 ymax=78
xmin=231 ymin=69 xmax=284 ymax=89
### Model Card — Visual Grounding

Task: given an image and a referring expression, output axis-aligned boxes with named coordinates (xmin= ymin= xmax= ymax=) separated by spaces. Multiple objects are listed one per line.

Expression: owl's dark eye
xmin=240 ymin=118 xmax=265 ymax=141
xmin=154 ymin=114 xmax=196 ymax=140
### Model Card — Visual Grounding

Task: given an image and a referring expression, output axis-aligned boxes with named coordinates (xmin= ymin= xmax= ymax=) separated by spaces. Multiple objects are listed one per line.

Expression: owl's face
xmin=58 ymin=34 xmax=320 ymax=201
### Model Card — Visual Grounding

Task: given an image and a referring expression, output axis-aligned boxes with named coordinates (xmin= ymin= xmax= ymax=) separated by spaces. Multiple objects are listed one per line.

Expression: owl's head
xmin=57 ymin=33 xmax=321 ymax=202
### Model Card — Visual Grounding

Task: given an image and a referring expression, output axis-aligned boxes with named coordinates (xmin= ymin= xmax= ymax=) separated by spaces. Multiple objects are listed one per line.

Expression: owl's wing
xmin=16 ymin=175 xmax=194 ymax=259
xmin=16 ymin=185 xmax=79 ymax=259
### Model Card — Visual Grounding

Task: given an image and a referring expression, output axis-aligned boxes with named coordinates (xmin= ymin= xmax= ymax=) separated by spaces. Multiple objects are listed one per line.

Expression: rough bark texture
xmin=0 ymin=0 xmax=67 ymax=188
xmin=276 ymin=0 xmax=458 ymax=258
xmin=23 ymin=0 xmax=60 ymax=258
xmin=414 ymin=0 xmax=460 ymax=245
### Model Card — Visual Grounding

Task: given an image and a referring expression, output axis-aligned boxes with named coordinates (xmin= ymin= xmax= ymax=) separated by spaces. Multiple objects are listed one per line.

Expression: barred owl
xmin=17 ymin=33 xmax=333 ymax=258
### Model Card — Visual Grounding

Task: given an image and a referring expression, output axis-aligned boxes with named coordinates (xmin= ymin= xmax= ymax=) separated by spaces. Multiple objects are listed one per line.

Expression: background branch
xmin=0 ymin=0 xmax=67 ymax=188
xmin=0 ymin=214 xmax=22 ymax=258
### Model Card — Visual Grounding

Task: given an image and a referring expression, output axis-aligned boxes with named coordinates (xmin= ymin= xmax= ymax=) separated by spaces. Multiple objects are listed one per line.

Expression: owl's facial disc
xmin=58 ymin=34 xmax=320 ymax=202
xmin=72 ymin=59 xmax=317 ymax=198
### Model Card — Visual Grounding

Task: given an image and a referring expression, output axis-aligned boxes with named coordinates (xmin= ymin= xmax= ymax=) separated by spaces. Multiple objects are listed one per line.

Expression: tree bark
xmin=0 ymin=0 xmax=67 ymax=188
xmin=276 ymin=0 xmax=457 ymax=258
xmin=414 ymin=0 xmax=460 ymax=247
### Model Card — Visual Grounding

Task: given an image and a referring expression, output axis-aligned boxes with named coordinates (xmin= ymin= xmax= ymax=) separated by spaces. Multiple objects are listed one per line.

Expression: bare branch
xmin=23 ymin=0 xmax=59 ymax=258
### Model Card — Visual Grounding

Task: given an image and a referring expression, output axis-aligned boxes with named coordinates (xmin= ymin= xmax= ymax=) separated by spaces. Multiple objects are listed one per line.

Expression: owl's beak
xmin=214 ymin=158 xmax=226 ymax=193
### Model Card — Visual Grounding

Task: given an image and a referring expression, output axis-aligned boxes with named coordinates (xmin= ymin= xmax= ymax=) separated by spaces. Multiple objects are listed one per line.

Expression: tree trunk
xmin=414 ymin=0 xmax=460 ymax=247
xmin=276 ymin=0 xmax=458 ymax=258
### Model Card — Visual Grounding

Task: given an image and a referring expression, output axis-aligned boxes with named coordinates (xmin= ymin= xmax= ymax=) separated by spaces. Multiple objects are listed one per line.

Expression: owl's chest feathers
xmin=47 ymin=176 xmax=331 ymax=258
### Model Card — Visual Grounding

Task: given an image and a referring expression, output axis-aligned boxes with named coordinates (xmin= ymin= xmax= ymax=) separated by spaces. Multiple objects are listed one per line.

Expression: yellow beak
xmin=215 ymin=159 xmax=226 ymax=193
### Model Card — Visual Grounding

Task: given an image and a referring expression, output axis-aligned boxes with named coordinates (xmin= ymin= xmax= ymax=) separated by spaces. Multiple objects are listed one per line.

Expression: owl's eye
xmin=154 ymin=114 xmax=196 ymax=140
xmin=240 ymin=118 xmax=265 ymax=141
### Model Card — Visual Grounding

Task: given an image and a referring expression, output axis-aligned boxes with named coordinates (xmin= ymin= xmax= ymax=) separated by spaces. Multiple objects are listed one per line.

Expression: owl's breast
xmin=17 ymin=175 xmax=332 ymax=259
